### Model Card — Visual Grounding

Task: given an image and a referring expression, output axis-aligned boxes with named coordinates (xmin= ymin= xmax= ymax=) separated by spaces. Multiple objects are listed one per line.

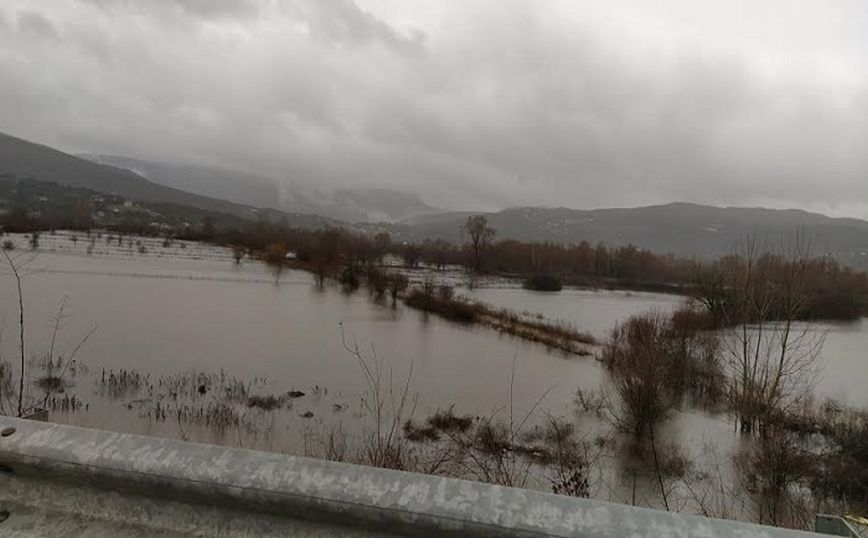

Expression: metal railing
xmin=0 ymin=417 xmax=832 ymax=537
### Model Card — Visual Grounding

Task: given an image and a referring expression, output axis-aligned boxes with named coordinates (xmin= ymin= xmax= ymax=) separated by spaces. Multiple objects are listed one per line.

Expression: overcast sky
xmin=1 ymin=0 xmax=867 ymax=216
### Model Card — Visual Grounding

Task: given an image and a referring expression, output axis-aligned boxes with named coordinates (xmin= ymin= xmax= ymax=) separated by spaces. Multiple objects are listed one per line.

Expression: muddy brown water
xmin=1 ymin=232 xmax=866 ymax=513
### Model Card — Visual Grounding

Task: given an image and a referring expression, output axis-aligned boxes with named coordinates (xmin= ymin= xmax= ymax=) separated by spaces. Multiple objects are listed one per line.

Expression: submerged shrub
xmin=427 ymin=407 xmax=473 ymax=433
xmin=523 ymin=274 xmax=563 ymax=292
xmin=339 ymin=263 xmax=362 ymax=291
xmin=403 ymin=421 xmax=440 ymax=442
xmin=247 ymin=394 xmax=281 ymax=410
xmin=604 ymin=313 xmax=679 ymax=440
xmin=404 ymin=288 xmax=478 ymax=323
xmin=34 ymin=375 xmax=65 ymax=394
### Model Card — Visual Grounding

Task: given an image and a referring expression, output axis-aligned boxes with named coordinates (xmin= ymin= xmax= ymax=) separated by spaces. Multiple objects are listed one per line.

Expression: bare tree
xmin=1 ymin=246 xmax=39 ymax=417
xmin=400 ymin=245 xmax=421 ymax=268
xmin=603 ymin=312 xmax=678 ymax=441
xmin=231 ymin=244 xmax=246 ymax=264
xmin=340 ymin=323 xmax=418 ymax=470
xmin=719 ymin=234 xmax=825 ymax=433
xmin=33 ymin=297 xmax=96 ymax=412
xmin=387 ymin=274 xmax=409 ymax=307
xmin=0 ymin=326 xmax=14 ymax=415
xmin=462 ymin=215 xmax=496 ymax=273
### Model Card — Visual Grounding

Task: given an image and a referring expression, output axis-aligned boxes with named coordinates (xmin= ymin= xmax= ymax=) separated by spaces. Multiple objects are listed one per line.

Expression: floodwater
xmin=0 ymin=231 xmax=866 ymax=508
xmin=468 ymin=285 xmax=868 ymax=408
xmin=0 ymin=232 xmax=614 ymax=446
xmin=807 ymin=319 xmax=868 ymax=407
xmin=466 ymin=287 xmax=685 ymax=340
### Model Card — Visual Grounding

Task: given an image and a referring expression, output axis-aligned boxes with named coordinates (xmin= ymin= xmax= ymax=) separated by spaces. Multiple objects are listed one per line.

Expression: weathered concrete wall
xmin=0 ymin=417 xmax=828 ymax=537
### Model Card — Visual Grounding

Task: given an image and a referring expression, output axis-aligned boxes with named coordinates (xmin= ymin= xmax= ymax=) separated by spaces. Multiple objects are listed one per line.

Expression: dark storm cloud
xmin=1 ymin=0 xmax=867 ymax=216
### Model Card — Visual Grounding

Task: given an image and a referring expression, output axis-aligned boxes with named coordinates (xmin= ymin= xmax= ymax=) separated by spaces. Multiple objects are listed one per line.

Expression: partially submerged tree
xmin=387 ymin=274 xmax=409 ymax=307
xmin=33 ymin=297 xmax=95 ymax=411
xmin=339 ymin=324 xmax=417 ymax=470
xmin=401 ymin=244 xmax=421 ymax=268
xmin=604 ymin=312 xmax=678 ymax=441
xmin=716 ymin=234 xmax=824 ymax=433
xmin=1 ymin=246 xmax=39 ymax=416
xmin=603 ymin=307 xmax=725 ymax=511
xmin=231 ymin=244 xmax=246 ymax=264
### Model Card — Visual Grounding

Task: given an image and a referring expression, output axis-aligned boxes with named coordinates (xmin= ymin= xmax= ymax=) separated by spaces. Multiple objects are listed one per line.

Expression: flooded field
xmin=467 ymin=286 xmax=868 ymax=407
xmin=0 ymin=233 xmax=615 ymax=446
xmin=1 ymin=231 xmax=866 ymax=516
xmin=466 ymin=287 xmax=684 ymax=340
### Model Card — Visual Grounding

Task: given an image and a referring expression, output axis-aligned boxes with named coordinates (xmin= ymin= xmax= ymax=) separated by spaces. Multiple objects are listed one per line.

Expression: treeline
xmin=205 ymin=217 xmax=868 ymax=320
xmin=695 ymin=249 xmax=868 ymax=322
xmin=199 ymin=222 xmax=695 ymax=287
xmin=4 ymin=193 xmax=868 ymax=320
xmin=397 ymin=238 xmax=697 ymax=288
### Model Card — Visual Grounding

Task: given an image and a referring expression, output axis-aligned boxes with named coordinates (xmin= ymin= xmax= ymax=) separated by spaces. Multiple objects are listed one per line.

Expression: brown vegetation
xmin=602 ymin=307 xmax=724 ymax=439
xmin=7 ymin=195 xmax=868 ymax=321
xmin=403 ymin=405 xmax=596 ymax=493
xmin=595 ymin=236 xmax=864 ymax=525
xmin=710 ymin=236 xmax=825 ymax=433
xmin=404 ymin=284 xmax=596 ymax=354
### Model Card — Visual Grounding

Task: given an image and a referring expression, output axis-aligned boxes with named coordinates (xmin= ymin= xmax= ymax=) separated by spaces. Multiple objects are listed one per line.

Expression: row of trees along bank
xmin=4 ymin=205 xmax=868 ymax=320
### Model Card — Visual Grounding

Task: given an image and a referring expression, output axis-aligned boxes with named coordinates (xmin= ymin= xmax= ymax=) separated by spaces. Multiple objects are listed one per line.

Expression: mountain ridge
xmin=0 ymin=131 xmax=339 ymax=229
xmin=393 ymin=203 xmax=868 ymax=267
xmin=3 ymin=130 xmax=868 ymax=268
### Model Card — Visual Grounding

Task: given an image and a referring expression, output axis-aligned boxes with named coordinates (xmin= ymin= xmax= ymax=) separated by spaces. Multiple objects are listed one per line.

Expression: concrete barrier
xmin=0 ymin=417 xmax=828 ymax=537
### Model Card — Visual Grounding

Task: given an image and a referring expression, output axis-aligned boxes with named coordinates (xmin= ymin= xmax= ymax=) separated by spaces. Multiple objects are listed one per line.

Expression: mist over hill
xmin=79 ymin=154 xmax=440 ymax=224
xmin=78 ymin=154 xmax=284 ymax=211
xmin=4 ymin=131 xmax=868 ymax=268
xmin=0 ymin=131 xmax=336 ymax=229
